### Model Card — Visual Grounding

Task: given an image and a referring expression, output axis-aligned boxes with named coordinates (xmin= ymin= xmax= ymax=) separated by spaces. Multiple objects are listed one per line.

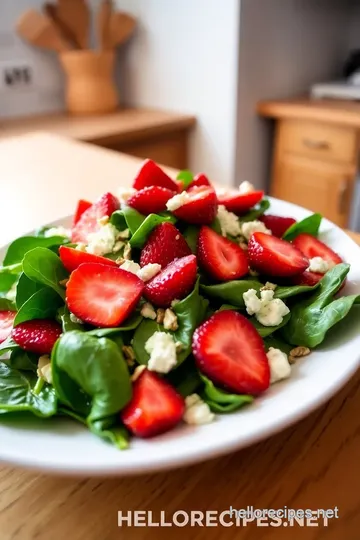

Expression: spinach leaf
xmin=199 ymin=373 xmax=253 ymax=413
xmin=201 ymin=280 xmax=261 ymax=307
xmin=0 ymin=263 xmax=22 ymax=276
xmin=91 ymin=417 xmax=129 ymax=450
xmin=281 ymin=264 xmax=359 ymax=347
xmin=87 ymin=312 xmax=142 ymax=337
xmin=132 ymin=319 xmax=160 ymax=366
xmin=210 ymin=217 xmax=222 ymax=235
xmin=250 ymin=312 xmax=291 ymax=337
xmin=110 ymin=206 xmax=145 ymax=234
xmin=52 ymin=331 xmax=132 ymax=423
xmin=22 ymin=247 xmax=68 ymax=300
xmin=0 ymin=338 xmax=19 ymax=355
xmin=177 ymin=170 xmax=194 ymax=188
xmin=3 ymin=235 xmax=66 ymax=266
xmin=14 ymin=287 xmax=63 ymax=326
xmin=166 ymin=359 xmax=202 ymax=397
xmin=183 ymin=225 xmax=199 ymax=253
xmin=0 ymin=274 xmax=18 ymax=297
xmin=58 ymin=306 xmax=84 ymax=333
xmin=8 ymin=349 xmax=38 ymax=372
xmin=0 ymin=298 xmax=16 ymax=311
xmin=282 ymin=213 xmax=322 ymax=241
xmin=240 ymin=199 xmax=270 ymax=222
xmin=275 ymin=283 xmax=319 ymax=299
xmin=264 ymin=336 xmax=293 ymax=355
xmin=16 ymin=273 xmax=45 ymax=309
xmin=0 ymin=363 xmax=57 ymax=417
xmin=130 ymin=212 xmax=177 ymax=248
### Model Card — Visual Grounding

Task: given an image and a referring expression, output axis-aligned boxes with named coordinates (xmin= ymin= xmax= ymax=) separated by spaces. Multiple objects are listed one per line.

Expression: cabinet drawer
xmin=280 ymin=120 xmax=357 ymax=164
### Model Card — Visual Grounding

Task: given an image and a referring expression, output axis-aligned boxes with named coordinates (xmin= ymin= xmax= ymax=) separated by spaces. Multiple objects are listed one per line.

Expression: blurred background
xmin=2 ymin=0 xmax=360 ymax=230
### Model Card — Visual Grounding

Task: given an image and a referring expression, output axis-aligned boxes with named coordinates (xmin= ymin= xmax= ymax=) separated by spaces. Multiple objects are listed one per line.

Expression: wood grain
xmin=0 ymin=134 xmax=359 ymax=539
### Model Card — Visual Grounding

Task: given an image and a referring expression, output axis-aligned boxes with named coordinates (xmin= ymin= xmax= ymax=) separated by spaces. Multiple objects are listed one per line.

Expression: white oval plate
xmin=0 ymin=197 xmax=359 ymax=476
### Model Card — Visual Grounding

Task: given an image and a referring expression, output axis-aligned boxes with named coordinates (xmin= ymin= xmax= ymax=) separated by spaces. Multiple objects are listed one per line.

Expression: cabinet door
xmin=271 ymin=156 xmax=353 ymax=228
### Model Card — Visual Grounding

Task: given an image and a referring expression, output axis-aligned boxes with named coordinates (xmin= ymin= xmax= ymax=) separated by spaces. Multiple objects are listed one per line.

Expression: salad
xmin=0 ymin=158 xmax=358 ymax=450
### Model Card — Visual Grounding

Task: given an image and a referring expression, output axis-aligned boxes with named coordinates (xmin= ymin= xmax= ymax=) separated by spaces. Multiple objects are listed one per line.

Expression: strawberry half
xmin=248 ymin=232 xmax=309 ymax=277
xmin=259 ymin=215 xmax=296 ymax=238
xmin=291 ymin=270 xmax=323 ymax=287
xmin=59 ymin=246 xmax=117 ymax=273
xmin=127 ymin=186 xmax=175 ymax=215
xmin=73 ymin=199 xmax=92 ymax=226
xmin=71 ymin=192 xmax=120 ymax=244
xmin=121 ymin=369 xmax=185 ymax=438
xmin=66 ymin=263 xmax=144 ymax=327
xmin=173 ymin=186 xmax=218 ymax=225
xmin=132 ymin=159 xmax=179 ymax=192
xmin=217 ymin=190 xmax=264 ymax=215
xmin=197 ymin=226 xmax=248 ymax=281
xmin=293 ymin=233 xmax=343 ymax=266
xmin=144 ymin=254 xmax=197 ymax=307
xmin=140 ymin=222 xmax=191 ymax=268
xmin=193 ymin=310 xmax=270 ymax=395
xmin=12 ymin=319 xmax=62 ymax=355
xmin=0 ymin=311 xmax=16 ymax=344
xmin=187 ymin=173 xmax=211 ymax=190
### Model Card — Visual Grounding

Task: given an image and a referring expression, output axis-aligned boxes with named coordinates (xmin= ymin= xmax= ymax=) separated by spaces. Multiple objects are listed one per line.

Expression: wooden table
xmin=0 ymin=134 xmax=359 ymax=540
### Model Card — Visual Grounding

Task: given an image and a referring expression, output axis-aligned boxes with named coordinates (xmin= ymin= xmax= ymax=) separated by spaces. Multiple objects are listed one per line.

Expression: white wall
xmin=115 ymin=0 xmax=240 ymax=185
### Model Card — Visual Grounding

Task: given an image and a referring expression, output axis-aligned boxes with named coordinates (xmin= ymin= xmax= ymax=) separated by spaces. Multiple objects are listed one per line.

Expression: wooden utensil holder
xmin=60 ymin=50 xmax=118 ymax=115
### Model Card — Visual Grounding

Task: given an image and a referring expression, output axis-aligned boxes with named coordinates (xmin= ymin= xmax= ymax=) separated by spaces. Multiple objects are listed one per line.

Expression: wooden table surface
xmin=0 ymin=134 xmax=359 ymax=540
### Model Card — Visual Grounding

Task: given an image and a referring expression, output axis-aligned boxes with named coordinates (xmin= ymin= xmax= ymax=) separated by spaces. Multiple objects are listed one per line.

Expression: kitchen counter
xmin=0 ymin=134 xmax=360 ymax=540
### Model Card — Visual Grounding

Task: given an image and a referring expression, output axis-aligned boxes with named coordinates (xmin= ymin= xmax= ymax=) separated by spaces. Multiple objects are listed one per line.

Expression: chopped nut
xmin=171 ymin=299 xmax=180 ymax=307
xmin=75 ymin=243 xmax=87 ymax=252
xmin=37 ymin=355 xmax=52 ymax=384
xmin=131 ymin=365 xmax=146 ymax=382
xmin=59 ymin=278 xmax=69 ymax=287
xmin=97 ymin=215 xmax=109 ymax=226
xmin=156 ymin=308 xmax=165 ymax=324
xmin=122 ymin=345 xmax=136 ymax=366
xmin=239 ymin=241 xmax=248 ymax=251
xmin=261 ymin=282 xmax=277 ymax=291
xmin=123 ymin=243 xmax=132 ymax=260
xmin=118 ymin=229 xmax=130 ymax=239
xmin=249 ymin=269 xmax=259 ymax=277
xmin=113 ymin=240 xmax=125 ymax=253
xmin=115 ymin=257 xmax=125 ymax=265
xmin=163 ymin=308 xmax=178 ymax=331
xmin=289 ymin=346 xmax=311 ymax=360
xmin=175 ymin=341 xmax=183 ymax=352
xmin=141 ymin=302 xmax=157 ymax=320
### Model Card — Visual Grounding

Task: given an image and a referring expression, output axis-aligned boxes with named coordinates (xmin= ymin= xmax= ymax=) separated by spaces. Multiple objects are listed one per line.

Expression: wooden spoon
xmin=56 ymin=0 xmax=90 ymax=50
xmin=109 ymin=11 xmax=136 ymax=47
xmin=97 ymin=0 xmax=113 ymax=51
xmin=43 ymin=3 xmax=79 ymax=49
xmin=16 ymin=9 xmax=70 ymax=52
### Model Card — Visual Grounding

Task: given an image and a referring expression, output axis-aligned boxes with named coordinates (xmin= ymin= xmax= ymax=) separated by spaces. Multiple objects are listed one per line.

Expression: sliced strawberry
xmin=127 ymin=186 xmax=175 ymax=215
xmin=66 ymin=263 xmax=144 ymax=327
xmin=12 ymin=319 xmax=62 ymax=355
xmin=291 ymin=270 xmax=323 ymax=287
xmin=197 ymin=226 xmax=248 ymax=281
xmin=293 ymin=233 xmax=343 ymax=266
xmin=121 ymin=369 xmax=185 ymax=438
xmin=144 ymin=255 xmax=197 ymax=307
xmin=259 ymin=215 xmax=296 ymax=238
xmin=140 ymin=222 xmax=191 ymax=268
xmin=173 ymin=186 xmax=218 ymax=225
xmin=248 ymin=232 xmax=309 ymax=277
xmin=0 ymin=311 xmax=16 ymax=344
xmin=187 ymin=173 xmax=211 ymax=190
xmin=217 ymin=190 xmax=264 ymax=215
xmin=73 ymin=199 xmax=92 ymax=226
xmin=71 ymin=192 xmax=120 ymax=244
xmin=132 ymin=159 xmax=179 ymax=192
xmin=59 ymin=246 xmax=117 ymax=273
xmin=193 ymin=310 xmax=270 ymax=395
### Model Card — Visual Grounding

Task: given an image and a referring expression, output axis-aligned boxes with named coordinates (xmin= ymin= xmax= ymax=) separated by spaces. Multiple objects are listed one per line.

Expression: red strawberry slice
xmin=12 ymin=319 xmax=62 ymax=355
xmin=193 ymin=310 xmax=270 ymax=395
xmin=140 ymin=222 xmax=191 ymax=268
xmin=121 ymin=369 xmax=185 ymax=438
xmin=197 ymin=226 xmax=248 ymax=281
xmin=71 ymin=192 xmax=120 ymax=244
xmin=187 ymin=173 xmax=211 ymax=190
xmin=0 ymin=311 xmax=16 ymax=344
xmin=132 ymin=159 xmax=179 ymax=192
xmin=259 ymin=215 xmax=296 ymax=238
xmin=66 ymin=263 xmax=144 ymax=327
xmin=172 ymin=186 xmax=218 ymax=225
xmin=291 ymin=270 xmax=323 ymax=287
xmin=127 ymin=186 xmax=175 ymax=215
xmin=217 ymin=190 xmax=264 ymax=215
xmin=293 ymin=233 xmax=343 ymax=266
xmin=59 ymin=246 xmax=117 ymax=273
xmin=73 ymin=199 xmax=92 ymax=226
xmin=144 ymin=254 xmax=197 ymax=307
xmin=248 ymin=232 xmax=309 ymax=277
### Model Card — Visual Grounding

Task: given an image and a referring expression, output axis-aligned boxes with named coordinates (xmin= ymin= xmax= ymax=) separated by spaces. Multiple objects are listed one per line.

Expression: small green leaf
xmin=250 ymin=312 xmax=291 ymax=337
xmin=282 ymin=213 xmax=322 ymax=241
xmin=8 ymin=349 xmax=38 ymax=372
xmin=201 ymin=280 xmax=261 ymax=307
xmin=176 ymin=170 xmax=194 ymax=188
xmin=240 ymin=199 xmax=270 ymax=222
xmin=166 ymin=360 xmax=202 ymax=397
xmin=183 ymin=225 xmax=199 ymax=253
xmin=87 ymin=312 xmax=142 ymax=337
xmin=199 ymin=373 xmax=253 ymax=413
xmin=22 ymin=247 xmax=68 ymax=299
xmin=0 ymin=298 xmax=16 ymax=311
xmin=110 ymin=206 xmax=145 ymax=235
xmin=0 ymin=337 xmax=19 ymax=355
xmin=130 ymin=212 xmax=177 ymax=248
xmin=3 ymin=235 xmax=66 ymax=266
xmin=14 ymin=287 xmax=64 ymax=326
xmin=58 ymin=306 xmax=84 ymax=333
xmin=16 ymin=273 xmax=45 ymax=310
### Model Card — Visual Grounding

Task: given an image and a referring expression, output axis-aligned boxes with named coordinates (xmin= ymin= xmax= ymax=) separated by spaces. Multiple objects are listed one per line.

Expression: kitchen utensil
xmin=57 ymin=0 xmax=90 ymax=50
xmin=16 ymin=9 xmax=71 ymax=52
xmin=43 ymin=3 xmax=79 ymax=49
xmin=109 ymin=11 xmax=136 ymax=47
xmin=97 ymin=0 xmax=113 ymax=51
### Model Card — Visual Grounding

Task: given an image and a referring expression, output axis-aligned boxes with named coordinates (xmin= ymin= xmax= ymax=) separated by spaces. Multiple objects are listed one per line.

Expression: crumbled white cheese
xmin=86 ymin=223 xmax=119 ymax=256
xmin=267 ymin=347 xmax=291 ymax=384
xmin=163 ymin=308 xmax=178 ymax=330
xmin=238 ymin=181 xmax=255 ymax=194
xmin=69 ymin=313 xmax=84 ymax=325
xmin=217 ymin=205 xmax=242 ymax=237
xmin=145 ymin=332 xmax=177 ymax=373
xmin=137 ymin=263 xmax=162 ymax=282
xmin=113 ymin=240 xmax=125 ymax=253
xmin=37 ymin=355 xmax=52 ymax=385
xmin=243 ymin=289 xmax=290 ymax=327
xmin=183 ymin=394 xmax=215 ymax=425
xmin=140 ymin=302 xmax=157 ymax=320
xmin=117 ymin=187 xmax=137 ymax=205
xmin=166 ymin=191 xmax=191 ymax=211
xmin=44 ymin=226 xmax=71 ymax=239
xmin=241 ymin=220 xmax=271 ymax=241
xmin=307 ymin=256 xmax=330 ymax=274
xmin=123 ymin=243 xmax=132 ymax=260
xmin=120 ymin=260 xmax=141 ymax=275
